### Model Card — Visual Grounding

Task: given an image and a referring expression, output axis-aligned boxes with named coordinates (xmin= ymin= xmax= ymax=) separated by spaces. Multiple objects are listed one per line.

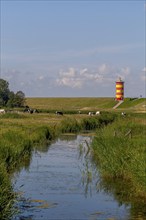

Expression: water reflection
xmin=78 ymin=136 xmax=146 ymax=220
xmin=11 ymin=151 xmax=32 ymax=178
xmin=59 ymin=133 xmax=78 ymax=141
xmin=34 ymin=134 xmax=78 ymax=153
xmin=96 ymin=177 xmax=146 ymax=220
xmin=78 ymin=136 xmax=98 ymax=198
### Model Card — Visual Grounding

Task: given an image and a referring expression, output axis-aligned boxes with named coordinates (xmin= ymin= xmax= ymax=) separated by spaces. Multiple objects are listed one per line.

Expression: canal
xmin=12 ymin=134 xmax=131 ymax=220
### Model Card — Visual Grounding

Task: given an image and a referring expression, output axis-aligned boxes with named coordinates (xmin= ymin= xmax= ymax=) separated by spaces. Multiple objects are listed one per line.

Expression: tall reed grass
xmin=92 ymin=116 xmax=146 ymax=203
xmin=59 ymin=112 xmax=116 ymax=132
xmin=0 ymin=163 xmax=14 ymax=220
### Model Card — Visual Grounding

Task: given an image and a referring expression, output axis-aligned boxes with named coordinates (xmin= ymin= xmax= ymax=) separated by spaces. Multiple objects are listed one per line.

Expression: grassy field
xmin=118 ymin=98 xmax=146 ymax=111
xmin=26 ymin=97 xmax=118 ymax=111
xmin=26 ymin=97 xmax=146 ymax=113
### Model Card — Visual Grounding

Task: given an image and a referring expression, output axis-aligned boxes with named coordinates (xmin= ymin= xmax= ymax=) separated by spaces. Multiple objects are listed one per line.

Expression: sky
xmin=0 ymin=0 xmax=146 ymax=97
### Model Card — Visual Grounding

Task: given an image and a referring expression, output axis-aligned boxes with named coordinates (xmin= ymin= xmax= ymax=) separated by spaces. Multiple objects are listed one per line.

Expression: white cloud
xmin=114 ymin=67 xmax=131 ymax=81
xmin=98 ymin=63 xmax=110 ymax=74
xmin=120 ymin=67 xmax=130 ymax=75
xmin=56 ymin=68 xmax=83 ymax=88
xmin=59 ymin=68 xmax=76 ymax=77
xmin=56 ymin=77 xmax=82 ymax=88
xmin=56 ymin=64 xmax=131 ymax=89
xmin=114 ymin=67 xmax=131 ymax=80
xmin=80 ymin=68 xmax=88 ymax=75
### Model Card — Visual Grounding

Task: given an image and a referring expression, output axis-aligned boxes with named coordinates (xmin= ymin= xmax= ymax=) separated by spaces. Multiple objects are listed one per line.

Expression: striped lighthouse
xmin=115 ymin=77 xmax=124 ymax=101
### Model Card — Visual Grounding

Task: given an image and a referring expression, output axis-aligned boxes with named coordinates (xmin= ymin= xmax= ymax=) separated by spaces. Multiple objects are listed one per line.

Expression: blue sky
xmin=1 ymin=0 xmax=145 ymax=97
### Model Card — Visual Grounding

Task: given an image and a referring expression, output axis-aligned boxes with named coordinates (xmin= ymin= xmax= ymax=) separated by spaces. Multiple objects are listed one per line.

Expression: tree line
xmin=0 ymin=78 xmax=25 ymax=108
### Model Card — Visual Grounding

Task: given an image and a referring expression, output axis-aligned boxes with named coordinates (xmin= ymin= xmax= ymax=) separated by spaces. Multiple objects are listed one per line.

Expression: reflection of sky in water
xmin=12 ymin=135 xmax=130 ymax=220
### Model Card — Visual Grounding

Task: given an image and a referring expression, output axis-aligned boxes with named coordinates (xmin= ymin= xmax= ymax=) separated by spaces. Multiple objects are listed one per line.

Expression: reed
xmin=92 ymin=116 xmax=146 ymax=202
xmin=0 ymin=115 xmax=60 ymax=218
xmin=81 ymin=112 xmax=116 ymax=130
xmin=60 ymin=117 xmax=82 ymax=133
xmin=0 ymin=162 xmax=15 ymax=220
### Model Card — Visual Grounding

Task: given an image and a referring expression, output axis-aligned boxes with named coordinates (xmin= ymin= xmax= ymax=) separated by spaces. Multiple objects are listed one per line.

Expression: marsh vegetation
xmin=0 ymin=98 xmax=145 ymax=219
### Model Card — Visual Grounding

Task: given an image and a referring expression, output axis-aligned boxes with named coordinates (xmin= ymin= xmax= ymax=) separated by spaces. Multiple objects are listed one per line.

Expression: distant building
xmin=115 ymin=77 xmax=124 ymax=101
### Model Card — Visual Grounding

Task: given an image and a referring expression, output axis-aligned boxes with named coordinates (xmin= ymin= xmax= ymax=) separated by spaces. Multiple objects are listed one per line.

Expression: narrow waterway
xmin=12 ymin=134 xmax=130 ymax=220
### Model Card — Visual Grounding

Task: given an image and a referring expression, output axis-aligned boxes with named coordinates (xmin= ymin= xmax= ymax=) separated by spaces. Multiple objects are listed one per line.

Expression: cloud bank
xmin=1 ymin=63 xmax=145 ymax=97
xmin=55 ymin=64 xmax=131 ymax=89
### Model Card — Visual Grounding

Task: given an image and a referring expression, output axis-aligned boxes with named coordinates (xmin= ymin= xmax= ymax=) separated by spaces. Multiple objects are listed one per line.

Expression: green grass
xmin=26 ymin=97 xmax=117 ymax=111
xmin=117 ymin=98 xmax=146 ymax=110
xmin=25 ymin=97 xmax=146 ymax=114
xmin=92 ymin=115 xmax=146 ymax=203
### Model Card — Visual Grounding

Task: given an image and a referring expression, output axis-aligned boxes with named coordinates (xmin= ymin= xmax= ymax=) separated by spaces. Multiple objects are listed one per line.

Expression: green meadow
xmin=0 ymin=97 xmax=146 ymax=219
xmin=26 ymin=97 xmax=146 ymax=112
xmin=26 ymin=97 xmax=118 ymax=111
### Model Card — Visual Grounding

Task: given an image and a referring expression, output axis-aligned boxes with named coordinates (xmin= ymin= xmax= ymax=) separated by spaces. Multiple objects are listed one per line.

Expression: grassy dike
xmin=25 ymin=97 xmax=146 ymax=113
xmin=0 ymin=111 xmax=116 ymax=219
xmin=92 ymin=113 xmax=146 ymax=206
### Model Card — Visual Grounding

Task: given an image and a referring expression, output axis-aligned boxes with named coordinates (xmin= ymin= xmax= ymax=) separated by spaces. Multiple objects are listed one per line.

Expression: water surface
xmin=12 ymin=134 xmax=130 ymax=220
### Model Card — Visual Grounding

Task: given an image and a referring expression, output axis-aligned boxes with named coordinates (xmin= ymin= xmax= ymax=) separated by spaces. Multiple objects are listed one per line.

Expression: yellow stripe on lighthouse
xmin=116 ymin=84 xmax=123 ymax=88
xmin=116 ymin=89 xmax=123 ymax=93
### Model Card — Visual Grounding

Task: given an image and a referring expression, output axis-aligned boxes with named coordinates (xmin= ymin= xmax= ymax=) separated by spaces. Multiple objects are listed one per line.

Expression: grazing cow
xmin=121 ymin=112 xmax=126 ymax=117
xmin=23 ymin=106 xmax=29 ymax=113
xmin=28 ymin=109 xmax=34 ymax=114
xmin=23 ymin=108 xmax=34 ymax=114
xmin=95 ymin=111 xmax=100 ymax=115
xmin=56 ymin=111 xmax=63 ymax=116
xmin=88 ymin=112 xmax=94 ymax=116
xmin=33 ymin=109 xmax=39 ymax=113
xmin=23 ymin=108 xmax=28 ymax=113
xmin=0 ymin=109 xmax=5 ymax=114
